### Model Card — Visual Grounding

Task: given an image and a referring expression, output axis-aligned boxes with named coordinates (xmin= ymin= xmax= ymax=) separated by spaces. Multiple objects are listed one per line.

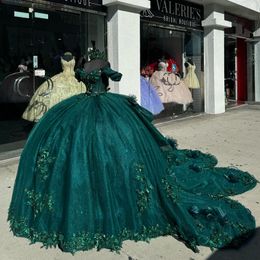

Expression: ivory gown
xmin=184 ymin=62 xmax=200 ymax=89
xmin=22 ymin=57 xmax=86 ymax=122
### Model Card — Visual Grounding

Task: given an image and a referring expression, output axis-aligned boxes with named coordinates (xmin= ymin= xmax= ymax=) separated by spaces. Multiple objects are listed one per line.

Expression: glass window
xmin=0 ymin=2 xmax=105 ymax=147
xmin=141 ymin=22 xmax=203 ymax=120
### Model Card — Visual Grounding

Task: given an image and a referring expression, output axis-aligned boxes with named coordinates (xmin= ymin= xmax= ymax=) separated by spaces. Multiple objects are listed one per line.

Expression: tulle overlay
xmin=8 ymin=92 xmax=257 ymax=254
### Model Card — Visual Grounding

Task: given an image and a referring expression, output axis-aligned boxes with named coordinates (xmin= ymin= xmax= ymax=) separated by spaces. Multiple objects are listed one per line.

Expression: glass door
xmin=140 ymin=23 xmax=186 ymax=118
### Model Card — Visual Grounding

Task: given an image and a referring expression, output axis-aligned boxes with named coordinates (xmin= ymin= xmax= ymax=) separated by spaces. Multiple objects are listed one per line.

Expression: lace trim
xmin=8 ymin=201 xmax=253 ymax=254
xmin=8 ymin=214 xmax=192 ymax=254
xmin=8 ymin=213 xmax=253 ymax=254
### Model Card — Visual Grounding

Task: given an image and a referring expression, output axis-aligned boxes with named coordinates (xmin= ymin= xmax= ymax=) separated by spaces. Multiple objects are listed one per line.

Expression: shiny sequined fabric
xmin=8 ymin=64 xmax=257 ymax=254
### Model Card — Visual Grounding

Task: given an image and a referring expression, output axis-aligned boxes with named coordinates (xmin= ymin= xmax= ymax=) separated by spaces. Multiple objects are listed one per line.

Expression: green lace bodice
xmin=77 ymin=65 xmax=122 ymax=95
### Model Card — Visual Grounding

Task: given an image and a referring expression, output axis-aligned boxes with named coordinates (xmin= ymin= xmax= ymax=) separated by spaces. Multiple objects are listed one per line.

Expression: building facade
xmin=105 ymin=0 xmax=260 ymax=115
xmin=106 ymin=0 xmax=260 ymax=115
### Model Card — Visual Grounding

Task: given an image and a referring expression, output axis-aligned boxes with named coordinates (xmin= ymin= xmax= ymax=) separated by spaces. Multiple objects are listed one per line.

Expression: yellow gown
xmin=22 ymin=57 xmax=86 ymax=122
xmin=184 ymin=62 xmax=200 ymax=89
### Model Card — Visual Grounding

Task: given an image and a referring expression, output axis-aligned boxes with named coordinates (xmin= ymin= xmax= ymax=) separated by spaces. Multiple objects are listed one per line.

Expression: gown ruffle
xmin=8 ymin=65 xmax=257 ymax=254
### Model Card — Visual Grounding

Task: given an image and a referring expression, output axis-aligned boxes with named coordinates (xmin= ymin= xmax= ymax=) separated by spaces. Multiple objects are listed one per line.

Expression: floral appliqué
xmin=134 ymin=163 xmax=153 ymax=213
xmin=25 ymin=189 xmax=54 ymax=218
xmin=35 ymin=149 xmax=56 ymax=181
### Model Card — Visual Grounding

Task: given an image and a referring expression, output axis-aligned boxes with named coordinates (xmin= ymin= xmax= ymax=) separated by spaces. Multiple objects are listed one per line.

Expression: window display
xmin=141 ymin=23 xmax=203 ymax=118
xmin=149 ymin=60 xmax=193 ymax=105
xmin=22 ymin=52 xmax=86 ymax=122
xmin=0 ymin=2 xmax=105 ymax=145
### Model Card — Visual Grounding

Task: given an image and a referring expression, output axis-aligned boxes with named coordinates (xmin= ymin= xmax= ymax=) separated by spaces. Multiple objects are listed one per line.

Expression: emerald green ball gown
xmin=8 ymin=62 xmax=258 ymax=254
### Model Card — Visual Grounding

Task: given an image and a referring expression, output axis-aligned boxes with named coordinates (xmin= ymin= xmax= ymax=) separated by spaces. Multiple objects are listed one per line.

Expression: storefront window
xmin=141 ymin=22 xmax=203 ymax=120
xmin=0 ymin=2 xmax=105 ymax=147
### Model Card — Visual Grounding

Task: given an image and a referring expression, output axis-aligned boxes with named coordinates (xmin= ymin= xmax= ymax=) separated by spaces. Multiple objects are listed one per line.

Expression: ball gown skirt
xmin=8 ymin=90 xmax=257 ymax=254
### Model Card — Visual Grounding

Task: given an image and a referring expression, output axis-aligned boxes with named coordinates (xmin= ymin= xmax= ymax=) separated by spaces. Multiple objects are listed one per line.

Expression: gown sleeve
xmin=102 ymin=66 xmax=122 ymax=82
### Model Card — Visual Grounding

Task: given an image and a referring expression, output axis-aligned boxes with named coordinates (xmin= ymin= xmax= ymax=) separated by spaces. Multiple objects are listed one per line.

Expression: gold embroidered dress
xmin=22 ymin=57 xmax=86 ymax=122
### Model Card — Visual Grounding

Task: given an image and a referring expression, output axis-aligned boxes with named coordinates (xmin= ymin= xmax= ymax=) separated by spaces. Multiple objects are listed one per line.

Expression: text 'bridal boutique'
xmin=8 ymin=50 xmax=258 ymax=254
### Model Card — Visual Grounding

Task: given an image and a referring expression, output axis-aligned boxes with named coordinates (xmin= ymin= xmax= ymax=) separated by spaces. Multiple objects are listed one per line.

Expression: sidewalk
xmin=0 ymin=104 xmax=260 ymax=260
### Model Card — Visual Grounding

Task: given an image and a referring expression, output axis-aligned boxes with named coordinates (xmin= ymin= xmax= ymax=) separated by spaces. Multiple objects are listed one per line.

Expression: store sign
xmin=48 ymin=0 xmax=105 ymax=12
xmin=141 ymin=0 xmax=203 ymax=29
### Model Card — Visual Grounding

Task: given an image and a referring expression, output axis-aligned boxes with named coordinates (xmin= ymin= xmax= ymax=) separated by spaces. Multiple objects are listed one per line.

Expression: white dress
xmin=22 ymin=58 xmax=86 ymax=122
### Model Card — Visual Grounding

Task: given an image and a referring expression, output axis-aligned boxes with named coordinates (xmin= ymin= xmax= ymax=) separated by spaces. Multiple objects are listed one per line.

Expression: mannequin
xmin=184 ymin=59 xmax=201 ymax=112
xmin=184 ymin=59 xmax=200 ymax=89
xmin=22 ymin=52 xmax=86 ymax=122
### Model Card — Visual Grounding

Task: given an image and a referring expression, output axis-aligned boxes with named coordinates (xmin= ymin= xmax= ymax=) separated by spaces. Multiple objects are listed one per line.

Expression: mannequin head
xmin=185 ymin=58 xmax=194 ymax=67
xmin=62 ymin=52 xmax=74 ymax=62
xmin=140 ymin=66 xmax=146 ymax=76
xmin=83 ymin=49 xmax=109 ymax=73
xmin=84 ymin=59 xmax=109 ymax=74
xmin=88 ymin=49 xmax=106 ymax=61
xmin=61 ymin=52 xmax=75 ymax=72
xmin=158 ymin=61 xmax=168 ymax=71
xmin=146 ymin=65 xmax=155 ymax=77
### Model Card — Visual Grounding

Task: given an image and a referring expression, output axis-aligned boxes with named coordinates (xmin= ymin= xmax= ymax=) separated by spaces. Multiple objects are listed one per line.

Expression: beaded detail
xmin=161 ymin=177 xmax=179 ymax=202
xmin=24 ymin=189 xmax=54 ymax=218
xmin=134 ymin=163 xmax=153 ymax=213
xmin=35 ymin=149 xmax=56 ymax=181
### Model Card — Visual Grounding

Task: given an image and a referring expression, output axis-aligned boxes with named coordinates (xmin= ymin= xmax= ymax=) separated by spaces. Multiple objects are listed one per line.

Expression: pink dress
xmin=150 ymin=70 xmax=193 ymax=104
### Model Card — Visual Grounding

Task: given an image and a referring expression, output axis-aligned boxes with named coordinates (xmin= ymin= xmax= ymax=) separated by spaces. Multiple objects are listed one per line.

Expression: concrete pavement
xmin=0 ymin=104 xmax=260 ymax=260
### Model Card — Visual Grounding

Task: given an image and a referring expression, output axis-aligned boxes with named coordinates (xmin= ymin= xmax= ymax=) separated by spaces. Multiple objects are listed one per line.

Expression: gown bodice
xmin=61 ymin=58 xmax=76 ymax=77
xmin=79 ymin=59 xmax=122 ymax=95
xmin=186 ymin=62 xmax=196 ymax=72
